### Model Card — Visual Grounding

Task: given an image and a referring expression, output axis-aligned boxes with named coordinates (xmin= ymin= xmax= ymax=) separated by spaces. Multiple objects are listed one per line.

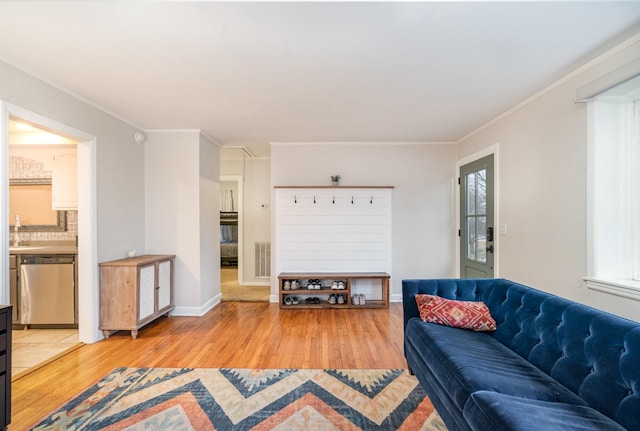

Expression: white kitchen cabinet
xmin=99 ymin=255 xmax=175 ymax=339
xmin=51 ymin=148 xmax=77 ymax=210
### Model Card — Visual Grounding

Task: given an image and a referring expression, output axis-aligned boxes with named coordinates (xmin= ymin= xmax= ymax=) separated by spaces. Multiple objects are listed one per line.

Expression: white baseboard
xmin=390 ymin=293 xmax=403 ymax=302
xmin=172 ymin=293 xmax=221 ymax=316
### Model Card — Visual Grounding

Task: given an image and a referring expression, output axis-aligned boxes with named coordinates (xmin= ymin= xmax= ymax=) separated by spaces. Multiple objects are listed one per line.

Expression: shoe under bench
xmin=278 ymin=272 xmax=390 ymax=309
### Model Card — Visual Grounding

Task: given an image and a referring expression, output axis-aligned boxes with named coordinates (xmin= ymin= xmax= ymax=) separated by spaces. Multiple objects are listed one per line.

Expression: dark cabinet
xmin=0 ymin=306 xmax=11 ymax=429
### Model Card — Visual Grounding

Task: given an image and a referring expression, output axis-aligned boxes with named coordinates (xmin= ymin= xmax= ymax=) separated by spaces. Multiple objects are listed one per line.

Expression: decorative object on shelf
xmin=330 ymin=174 xmax=341 ymax=186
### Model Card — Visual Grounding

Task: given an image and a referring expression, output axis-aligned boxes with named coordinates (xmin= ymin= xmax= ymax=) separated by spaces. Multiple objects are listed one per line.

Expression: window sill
xmin=584 ymin=277 xmax=640 ymax=301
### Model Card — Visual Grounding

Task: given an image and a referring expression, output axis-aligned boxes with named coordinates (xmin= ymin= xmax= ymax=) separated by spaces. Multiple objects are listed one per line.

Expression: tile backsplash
xmin=10 ymin=155 xmax=52 ymax=179
xmin=15 ymin=210 xmax=78 ymax=243
xmin=10 ymin=153 xmax=77 ymax=243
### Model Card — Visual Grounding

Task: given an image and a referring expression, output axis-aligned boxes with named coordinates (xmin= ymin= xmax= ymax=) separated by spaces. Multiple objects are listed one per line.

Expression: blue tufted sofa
xmin=403 ymin=278 xmax=640 ymax=431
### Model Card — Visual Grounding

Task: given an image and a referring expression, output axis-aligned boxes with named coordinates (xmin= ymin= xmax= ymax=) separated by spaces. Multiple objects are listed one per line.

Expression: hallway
xmin=220 ymin=267 xmax=270 ymax=302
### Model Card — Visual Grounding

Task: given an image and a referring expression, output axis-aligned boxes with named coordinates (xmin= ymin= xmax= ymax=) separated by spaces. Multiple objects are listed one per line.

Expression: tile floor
xmin=12 ymin=329 xmax=80 ymax=380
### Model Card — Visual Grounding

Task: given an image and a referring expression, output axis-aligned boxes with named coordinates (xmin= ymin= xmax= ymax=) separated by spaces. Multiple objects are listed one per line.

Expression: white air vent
xmin=254 ymin=241 xmax=271 ymax=278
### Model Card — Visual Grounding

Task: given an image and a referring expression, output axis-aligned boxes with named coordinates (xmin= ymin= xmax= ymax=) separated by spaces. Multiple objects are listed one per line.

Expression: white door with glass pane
xmin=460 ymin=154 xmax=494 ymax=278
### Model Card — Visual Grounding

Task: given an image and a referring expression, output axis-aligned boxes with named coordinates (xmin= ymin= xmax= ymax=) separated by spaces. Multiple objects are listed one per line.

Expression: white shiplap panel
xmin=280 ymin=224 xmax=385 ymax=234
xmin=279 ymin=216 xmax=388 ymax=227
xmin=279 ymin=233 xmax=387 ymax=245
xmin=275 ymin=188 xmax=392 ymax=274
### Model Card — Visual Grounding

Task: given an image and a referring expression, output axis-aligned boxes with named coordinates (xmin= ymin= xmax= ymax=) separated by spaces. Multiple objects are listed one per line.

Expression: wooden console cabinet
xmin=278 ymin=272 xmax=389 ymax=309
xmin=100 ymin=255 xmax=175 ymax=339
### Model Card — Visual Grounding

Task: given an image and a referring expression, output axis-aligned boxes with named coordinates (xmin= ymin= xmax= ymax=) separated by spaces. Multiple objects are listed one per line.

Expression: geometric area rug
xmin=30 ymin=368 xmax=448 ymax=430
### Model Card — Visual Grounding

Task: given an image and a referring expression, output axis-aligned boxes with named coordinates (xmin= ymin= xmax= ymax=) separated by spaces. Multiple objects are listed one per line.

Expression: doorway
xmin=7 ymin=117 xmax=82 ymax=378
xmin=1 ymin=102 xmax=99 ymax=347
xmin=218 ymin=173 xmax=270 ymax=302
xmin=220 ymin=175 xmax=243 ymax=294
xmin=459 ymin=153 xmax=495 ymax=278
xmin=220 ymin=175 xmax=243 ymax=284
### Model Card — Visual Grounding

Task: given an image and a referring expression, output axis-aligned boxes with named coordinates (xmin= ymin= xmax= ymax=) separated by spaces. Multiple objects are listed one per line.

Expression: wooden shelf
xmin=278 ymin=272 xmax=390 ymax=309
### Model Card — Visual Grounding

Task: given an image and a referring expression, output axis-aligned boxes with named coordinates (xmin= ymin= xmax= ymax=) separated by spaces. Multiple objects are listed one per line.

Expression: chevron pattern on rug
xmin=31 ymin=367 xmax=447 ymax=430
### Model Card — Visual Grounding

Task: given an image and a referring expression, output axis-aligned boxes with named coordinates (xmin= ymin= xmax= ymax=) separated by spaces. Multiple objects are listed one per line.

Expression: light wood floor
xmin=11 ymin=301 xmax=407 ymax=429
xmin=220 ymin=267 xmax=270 ymax=302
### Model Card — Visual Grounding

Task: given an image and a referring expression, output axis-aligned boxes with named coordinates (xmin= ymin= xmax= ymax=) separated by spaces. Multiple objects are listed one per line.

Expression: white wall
xmin=145 ymin=130 xmax=220 ymax=315
xmin=199 ymin=134 xmax=220 ymax=305
xmin=0 ymin=60 xmax=146 ymax=262
xmin=0 ymin=59 xmax=145 ymax=343
xmin=457 ymin=36 xmax=640 ymax=321
xmin=271 ymin=143 xmax=457 ymax=300
xmin=220 ymin=157 xmax=271 ymax=284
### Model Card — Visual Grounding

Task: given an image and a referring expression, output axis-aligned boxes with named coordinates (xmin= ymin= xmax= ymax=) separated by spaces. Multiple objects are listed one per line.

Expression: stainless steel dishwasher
xmin=20 ymin=255 xmax=75 ymax=325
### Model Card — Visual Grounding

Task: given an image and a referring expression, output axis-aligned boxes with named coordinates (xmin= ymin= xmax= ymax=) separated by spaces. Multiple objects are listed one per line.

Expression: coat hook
xmin=370 ymin=196 xmax=373 ymax=204
xmin=314 ymin=196 xmax=316 ymax=204
xmin=333 ymin=196 xmax=335 ymax=204
xmin=351 ymin=196 xmax=354 ymax=204
xmin=294 ymin=195 xmax=297 ymax=204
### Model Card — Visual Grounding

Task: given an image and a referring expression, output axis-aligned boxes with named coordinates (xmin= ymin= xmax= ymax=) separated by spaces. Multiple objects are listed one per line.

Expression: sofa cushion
xmin=415 ymin=294 xmax=496 ymax=331
xmin=405 ymin=318 xmax=587 ymax=409
xmin=464 ymin=391 xmax=627 ymax=431
xmin=405 ymin=338 xmax=475 ymax=431
xmin=402 ymin=278 xmax=498 ymax=332
xmin=482 ymin=279 xmax=640 ymax=429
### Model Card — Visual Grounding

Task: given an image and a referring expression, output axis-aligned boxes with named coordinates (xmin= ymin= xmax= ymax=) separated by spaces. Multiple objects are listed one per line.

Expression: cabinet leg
xmin=131 ymin=329 xmax=138 ymax=339
xmin=102 ymin=330 xmax=111 ymax=339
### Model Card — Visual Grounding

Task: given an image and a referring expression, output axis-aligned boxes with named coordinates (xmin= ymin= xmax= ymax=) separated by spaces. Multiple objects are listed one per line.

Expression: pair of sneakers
xmin=283 ymin=296 xmax=299 ymax=305
xmin=330 ymin=281 xmax=345 ymax=290
xmin=351 ymin=294 xmax=366 ymax=305
xmin=283 ymin=280 xmax=300 ymax=290
xmin=307 ymin=279 xmax=322 ymax=290
xmin=328 ymin=294 xmax=346 ymax=305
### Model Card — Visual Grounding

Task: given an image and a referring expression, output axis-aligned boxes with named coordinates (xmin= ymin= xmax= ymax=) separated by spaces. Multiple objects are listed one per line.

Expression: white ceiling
xmin=8 ymin=118 xmax=77 ymax=146
xmin=0 ymin=1 xmax=639 ymax=158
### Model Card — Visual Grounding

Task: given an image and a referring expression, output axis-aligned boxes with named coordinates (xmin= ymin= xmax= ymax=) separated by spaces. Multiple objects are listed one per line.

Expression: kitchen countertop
xmin=9 ymin=242 xmax=77 ymax=255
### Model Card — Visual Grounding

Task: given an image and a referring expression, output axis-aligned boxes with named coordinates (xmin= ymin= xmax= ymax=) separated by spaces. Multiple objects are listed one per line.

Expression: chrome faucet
xmin=13 ymin=214 xmax=20 ymax=246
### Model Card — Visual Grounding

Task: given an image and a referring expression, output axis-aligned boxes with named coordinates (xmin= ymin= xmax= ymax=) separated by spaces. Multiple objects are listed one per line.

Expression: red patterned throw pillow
xmin=415 ymin=294 xmax=497 ymax=332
